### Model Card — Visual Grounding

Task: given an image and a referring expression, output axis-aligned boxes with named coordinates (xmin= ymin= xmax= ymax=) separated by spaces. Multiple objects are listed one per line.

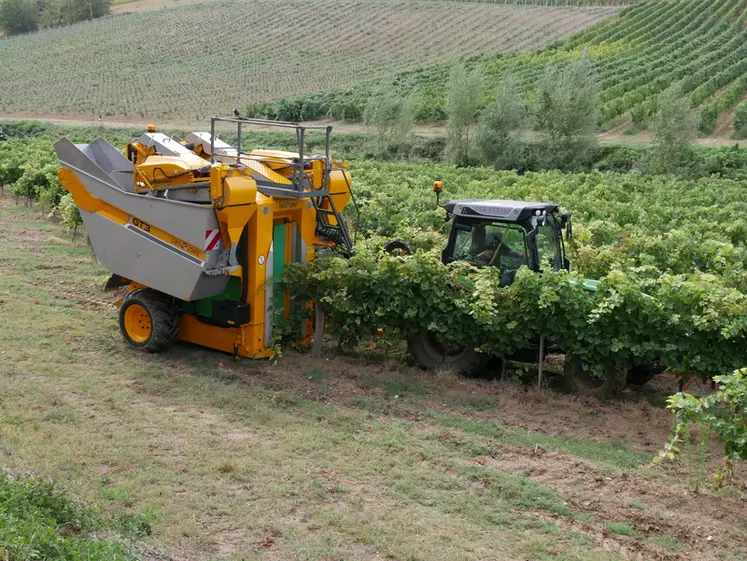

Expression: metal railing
xmin=208 ymin=116 xmax=333 ymax=198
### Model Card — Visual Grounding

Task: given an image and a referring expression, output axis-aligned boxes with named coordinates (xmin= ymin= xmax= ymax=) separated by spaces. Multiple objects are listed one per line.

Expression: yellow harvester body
xmin=55 ymin=117 xmax=352 ymax=359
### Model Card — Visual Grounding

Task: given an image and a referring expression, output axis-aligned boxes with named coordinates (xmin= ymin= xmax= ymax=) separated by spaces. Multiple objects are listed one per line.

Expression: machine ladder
xmin=311 ymin=193 xmax=353 ymax=256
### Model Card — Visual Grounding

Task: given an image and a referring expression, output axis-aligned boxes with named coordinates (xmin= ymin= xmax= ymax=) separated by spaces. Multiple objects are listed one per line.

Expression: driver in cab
xmin=470 ymin=224 xmax=522 ymax=266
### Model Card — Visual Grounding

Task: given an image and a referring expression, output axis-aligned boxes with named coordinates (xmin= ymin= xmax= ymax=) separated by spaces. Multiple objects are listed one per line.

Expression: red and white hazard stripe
xmin=204 ymin=229 xmax=221 ymax=251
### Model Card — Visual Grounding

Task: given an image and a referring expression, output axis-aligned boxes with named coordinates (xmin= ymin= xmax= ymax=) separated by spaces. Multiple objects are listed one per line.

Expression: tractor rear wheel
xmin=119 ymin=289 xmax=180 ymax=353
xmin=407 ymin=333 xmax=488 ymax=373
xmin=563 ymin=355 xmax=627 ymax=398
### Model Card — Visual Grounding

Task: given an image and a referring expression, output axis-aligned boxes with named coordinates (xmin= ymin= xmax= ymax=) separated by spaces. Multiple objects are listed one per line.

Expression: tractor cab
xmin=441 ymin=199 xmax=572 ymax=284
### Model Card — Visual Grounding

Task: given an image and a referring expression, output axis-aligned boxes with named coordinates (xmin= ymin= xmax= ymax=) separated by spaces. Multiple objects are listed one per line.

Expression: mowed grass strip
xmin=0 ymin=196 xmax=675 ymax=561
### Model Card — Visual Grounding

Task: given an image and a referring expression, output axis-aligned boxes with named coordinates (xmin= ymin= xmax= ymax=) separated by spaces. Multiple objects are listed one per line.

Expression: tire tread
xmin=119 ymin=289 xmax=180 ymax=353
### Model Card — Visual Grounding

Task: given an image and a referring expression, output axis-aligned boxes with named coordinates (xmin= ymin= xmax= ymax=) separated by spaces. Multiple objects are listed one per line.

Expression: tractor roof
xmin=443 ymin=199 xmax=559 ymax=222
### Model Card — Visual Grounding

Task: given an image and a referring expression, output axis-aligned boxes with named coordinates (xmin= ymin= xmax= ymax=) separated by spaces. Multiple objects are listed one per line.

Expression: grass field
xmin=1 ymin=193 xmax=746 ymax=560
xmin=0 ymin=0 xmax=616 ymax=120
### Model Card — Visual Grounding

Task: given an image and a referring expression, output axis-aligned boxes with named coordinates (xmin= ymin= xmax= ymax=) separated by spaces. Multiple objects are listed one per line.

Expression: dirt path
xmin=599 ymin=128 xmax=743 ymax=147
xmin=112 ymin=0 xmax=220 ymax=14
xmin=3 ymin=113 xmax=743 ymax=145
xmin=0 ymin=112 xmax=445 ymax=137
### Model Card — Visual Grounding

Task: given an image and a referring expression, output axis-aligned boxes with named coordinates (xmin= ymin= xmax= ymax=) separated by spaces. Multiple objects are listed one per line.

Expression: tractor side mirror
xmin=560 ymin=212 xmax=573 ymax=240
xmin=563 ymin=257 xmax=573 ymax=273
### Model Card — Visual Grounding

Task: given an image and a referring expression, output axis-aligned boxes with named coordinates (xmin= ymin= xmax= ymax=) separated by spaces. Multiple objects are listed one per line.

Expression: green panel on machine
xmin=273 ymin=224 xmax=287 ymax=316
xmin=182 ymin=276 xmax=242 ymax=317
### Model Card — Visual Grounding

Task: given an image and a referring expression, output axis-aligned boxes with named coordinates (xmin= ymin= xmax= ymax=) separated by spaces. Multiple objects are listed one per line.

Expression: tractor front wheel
xmin=119 ymin=289 xmax=180 ymax=353
xmin=563 ymin=355 xmax=627 ymax=398
xmin=407 ymin=333 xmax=488 ymax=373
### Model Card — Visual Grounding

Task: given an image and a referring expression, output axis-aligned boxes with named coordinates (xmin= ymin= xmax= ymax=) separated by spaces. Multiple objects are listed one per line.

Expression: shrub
xmin=733 ymin=102 xmax=747 ymax=139
xmin=648 ymin=86 xmax=697 ymax=174
xmin=0 ymin=473 xmax=136 ymax=561
xmin=532 ymin=57 xmax=599 ymax=171
xmin=657 ymin=369 xmax=747 ymax=487
xmin=697 ymin=101 xmax=720 ymax=136
xmin=475 ymin=73 xmax=526 ymax=170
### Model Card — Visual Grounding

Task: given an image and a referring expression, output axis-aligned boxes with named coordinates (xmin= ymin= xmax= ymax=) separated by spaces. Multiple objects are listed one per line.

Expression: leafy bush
xmin=445 ymin=61 xmax=484 ymax=165
xmin=475 ymin=73 xmax=526 ymax=170
xmin=0 ymin=473 xmax=136 ymax=561
xmin=363 ymin=90 xmax=415 ymax=157
xmin=59 ymin=193 xmax=82 ymax=232
xmin=0 ymin=0 xmax=110 ymax=35
xmin=532 ymin=58 xmax=599 ymax=171
xmin=657 ymin=369 xmax=747 ymax=484
xmin=648 ymin=87 xmax=697 ymax=175
xmin=733 ymin=101 xmax=747 ymax=139
xmin=698 ymin=101 xmax=720 ymax=135
xmin=281 ymin=248 xmax=747 ymax=380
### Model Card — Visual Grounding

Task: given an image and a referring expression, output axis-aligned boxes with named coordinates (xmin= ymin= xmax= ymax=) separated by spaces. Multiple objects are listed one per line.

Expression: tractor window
xmin=536 ymin=220 xmax=562 ymax=271
xmin=452 ymin=223 xmax=528 ymax=277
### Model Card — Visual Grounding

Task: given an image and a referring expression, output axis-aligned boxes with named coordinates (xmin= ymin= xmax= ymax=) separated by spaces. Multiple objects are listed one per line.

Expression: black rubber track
xmin=407 ymin=333 xmax=488 ymax=373
xmin=383 ymin=240 xmax=413 ymax=256
xmin=119 ymin=289 xmax=180 ymax=353
xmin=563 ymin=355 xmax=627 ymax=398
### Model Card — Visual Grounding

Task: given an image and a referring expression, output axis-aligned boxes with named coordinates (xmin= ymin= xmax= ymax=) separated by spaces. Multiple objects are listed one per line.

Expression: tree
xmin=41 ymin=0 xmax=110 ymax=27
xmin=532 ymin=57 xmax=599 ymax=171
xmin=445 ymin=61 xmax=483 ymax=165
xmin=394 ymin=95 xmax=416 ymax=153
xmin=0 ymin=0 xmax=40 ymax=35
xmin=649 ymin=85 xmax=697 ymax=174
xmin=732 ymin=101 xmax=747 ymax=139
xmin=363 ymin=88 xmax=415 ymax=157
xmin=475 ymin=73 xmax=526 ymax=169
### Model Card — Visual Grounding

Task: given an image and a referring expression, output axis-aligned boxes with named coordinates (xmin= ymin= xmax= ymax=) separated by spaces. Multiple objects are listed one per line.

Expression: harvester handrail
xmin=209 ymin=116 xmax=332 ymax=131
xmin=209 ymin=115 xmax=334 ymax=198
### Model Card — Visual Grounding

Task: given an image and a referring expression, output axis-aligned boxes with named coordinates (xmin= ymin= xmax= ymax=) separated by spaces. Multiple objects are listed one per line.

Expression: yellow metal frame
xmin=60 ymin=135 xmax=350 ymax=360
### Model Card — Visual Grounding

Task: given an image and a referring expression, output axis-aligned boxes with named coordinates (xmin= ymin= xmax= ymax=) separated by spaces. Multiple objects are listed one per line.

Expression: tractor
xmin=405 ymin=185 xmax=661 ymax=397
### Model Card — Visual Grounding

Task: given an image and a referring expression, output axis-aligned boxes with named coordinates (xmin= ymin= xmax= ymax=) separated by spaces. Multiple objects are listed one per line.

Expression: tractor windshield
xmin=535 ymin=219 xmax=562 ymax=271
xmin=451 ymin=222 xmax=528 ymax=282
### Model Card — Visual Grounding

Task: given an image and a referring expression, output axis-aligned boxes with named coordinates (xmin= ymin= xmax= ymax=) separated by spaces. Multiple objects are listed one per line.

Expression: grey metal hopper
xmin=54 ymin=138 xmax=230 ymax=302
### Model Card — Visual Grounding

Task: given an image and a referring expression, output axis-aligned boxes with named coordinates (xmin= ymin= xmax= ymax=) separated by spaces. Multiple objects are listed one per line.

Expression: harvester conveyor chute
xmin=54 ymin=138 xmax=230 ymax=302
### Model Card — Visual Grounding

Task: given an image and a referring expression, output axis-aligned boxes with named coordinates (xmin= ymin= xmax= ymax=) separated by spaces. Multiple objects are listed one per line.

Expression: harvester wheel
xmin=119 ymin=289 xmax=180 ymax=353
xmin=563 ymin=355 xmax=627 ymax=398
xmin=407 ymin=333 xmax=487 ymax=373
xmin=383 ymin=240 xmax=413 ymax=256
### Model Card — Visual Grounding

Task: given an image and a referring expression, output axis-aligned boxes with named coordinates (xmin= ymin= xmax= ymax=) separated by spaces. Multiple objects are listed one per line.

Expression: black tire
xmin=383 ymin=240 xmax=413 ymax=256
xmin=407 ymin=332 xmax=488 ymax=373
xmin=563 ymin=355 xmax=627 ymax=398
xmin=627 ymin=362 xmax=666 ymax=386
xmin=119 ymin=289 xmax=180 ymax=353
